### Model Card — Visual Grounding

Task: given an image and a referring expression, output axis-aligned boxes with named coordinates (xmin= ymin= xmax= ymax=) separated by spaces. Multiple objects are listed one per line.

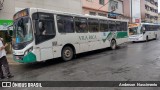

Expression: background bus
xmin=11 ymin=8 xmax=128 ymax=63
xmin=128 ymin=23 xmax=160 ymax=42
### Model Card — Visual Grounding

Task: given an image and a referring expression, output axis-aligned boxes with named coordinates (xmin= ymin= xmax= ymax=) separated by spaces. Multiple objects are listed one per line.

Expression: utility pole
xmin=131 ymin=0 xmax=133 ymax=23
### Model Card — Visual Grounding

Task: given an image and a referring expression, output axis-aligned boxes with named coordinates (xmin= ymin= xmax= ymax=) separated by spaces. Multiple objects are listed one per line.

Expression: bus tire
xmin=146 ymin=36 xmax=149 ymax=42
xmin=110 ymin=39 xmax=117 ymax=50
xmin=155 ymin=34 xmax=157 ymax=40
xmin=61 ymin=46 xmax=74 ymax=61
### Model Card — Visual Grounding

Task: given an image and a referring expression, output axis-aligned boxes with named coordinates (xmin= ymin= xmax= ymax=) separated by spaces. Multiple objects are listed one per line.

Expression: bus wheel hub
xmin=64 ymin=50 xmax=71 ymax=57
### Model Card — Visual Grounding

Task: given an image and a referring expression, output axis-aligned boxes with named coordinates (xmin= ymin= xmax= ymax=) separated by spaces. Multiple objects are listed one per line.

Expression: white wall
xmin=131 ymin=0 xmax=141 ymax=23
xmin=0 ymin=0 xmax=15 ymax=20
xmin=14 ymin=0 xmax=82 ymax=14
xmin=0 ymin=0 xmax=82 ymax=20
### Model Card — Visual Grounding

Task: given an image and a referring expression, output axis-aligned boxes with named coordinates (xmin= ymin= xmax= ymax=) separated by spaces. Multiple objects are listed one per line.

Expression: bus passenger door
xmin=33 ymin=12 xmax=56 ymax=61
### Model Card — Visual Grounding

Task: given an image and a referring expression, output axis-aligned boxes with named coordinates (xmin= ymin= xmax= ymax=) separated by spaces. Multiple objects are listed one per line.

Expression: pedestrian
xmin=0 ymin=37 xmax=14 ymax=79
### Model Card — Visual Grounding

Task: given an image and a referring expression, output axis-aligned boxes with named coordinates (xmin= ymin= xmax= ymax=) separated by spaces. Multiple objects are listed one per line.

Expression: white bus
xmin=128 ymin=23 xmax=160 ymax=42
xmin=11 ymin=8 xmax=128 ymax=63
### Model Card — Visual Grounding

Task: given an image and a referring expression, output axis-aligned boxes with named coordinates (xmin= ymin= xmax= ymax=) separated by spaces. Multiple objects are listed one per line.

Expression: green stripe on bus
xmin=116 ymin=32 xmax=128 ymax=38
xmin=102 ymin=32 xmax=112 ymax=42
xmin=14 ymin=52 xmax=37 ymax=63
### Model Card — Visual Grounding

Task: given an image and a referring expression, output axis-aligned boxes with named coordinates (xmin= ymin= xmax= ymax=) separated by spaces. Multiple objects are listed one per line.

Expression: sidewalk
xmin=6 ymin=54 xmax=18 ymax=65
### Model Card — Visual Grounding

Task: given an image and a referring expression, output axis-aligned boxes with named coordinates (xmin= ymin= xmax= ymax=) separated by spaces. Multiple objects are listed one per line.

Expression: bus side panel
xmin=56 ymin=33 xmax=82 ymax=54
xmin=116 ymin=31 xmax=128 ymax=45
xmin=35 ymin=40 xmax=54 ymax=61
xmin=100 ymin=32 xmax=112 ymax=49
xmin=34 ymin=48 xmax=41 ymax=62
xmin=52 ymin=46 xmax=63 ymax=59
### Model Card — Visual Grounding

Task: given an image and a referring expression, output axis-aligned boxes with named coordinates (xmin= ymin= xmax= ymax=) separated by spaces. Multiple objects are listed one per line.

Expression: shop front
xmin=0 ymin=20 xmax=13 ymax=54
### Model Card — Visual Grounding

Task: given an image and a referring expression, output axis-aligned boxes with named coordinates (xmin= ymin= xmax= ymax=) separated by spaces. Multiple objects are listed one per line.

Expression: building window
xmin=111 ymin=1 xmax=118 ymax=10
xmin=89 ymin=12 xmax=96 ymax=15
xmin=99 ymin=0 xmax=104 ymax=5
xmin=114 ymin=1 xmax=118 ymax=9
xmin=98 ymin=13 xmax=106 ymax=16
xmin=155 ymin=2 xmax=158 ymax=7
xmin=86 ymin=0 xmax=93 ymax=2
xmin=145 ymin=13 xmax=150 ymax=18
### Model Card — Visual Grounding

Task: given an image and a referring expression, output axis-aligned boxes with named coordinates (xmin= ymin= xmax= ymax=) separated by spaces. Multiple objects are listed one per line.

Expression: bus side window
xmin=122 ymin=22 xmax=127 ymax=31
xmin=88 ymin=19 xmax=99 ymax=32
xmin=32 ymin=12 xmax=55 ymax=44
xmin=108 ymin=21 xmax=116 ymax=31
xmin=57 ymin=15 xmax=74 ymax=33
xmin=75 ymin=17 xmax=88 ymax=33
xmin=116 ymin=21 xmax=121 ymax=31
xmin=100 ymin=20 xmax=109 ymax=32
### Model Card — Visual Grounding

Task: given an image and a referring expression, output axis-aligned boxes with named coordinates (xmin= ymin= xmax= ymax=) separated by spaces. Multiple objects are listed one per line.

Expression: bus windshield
xmin=13 ymin=17 xmax=33 ymax=44
xmin=129 ymin=27 xmax=139 ymax=35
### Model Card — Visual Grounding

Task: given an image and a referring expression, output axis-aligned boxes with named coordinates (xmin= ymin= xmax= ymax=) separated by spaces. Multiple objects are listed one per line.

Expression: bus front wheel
xmin=110 ymin=39 xmax=117 ymax=50
xmin=62 ymin=46 xmax=74 ymax=61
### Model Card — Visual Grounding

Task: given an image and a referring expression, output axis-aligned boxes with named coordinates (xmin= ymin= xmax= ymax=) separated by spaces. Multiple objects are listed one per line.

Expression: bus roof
xmin=140 ymin=23 xmax=160 ymax=25
xmin=129 ymin=23 xmax=160 ymax=28
xmin=16 ymin=8 xmax=129 ymax=22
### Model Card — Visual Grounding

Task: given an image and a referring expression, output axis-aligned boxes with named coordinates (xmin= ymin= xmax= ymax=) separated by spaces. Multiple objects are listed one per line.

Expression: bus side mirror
xmin=142 ymin=27 xmax=146 ymax=34
xmin=142 ymin=30 xmax=145 ymax=34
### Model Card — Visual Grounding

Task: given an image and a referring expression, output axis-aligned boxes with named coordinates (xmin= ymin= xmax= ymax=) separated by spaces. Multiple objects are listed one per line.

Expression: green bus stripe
xmin=116 ymin=32 xmax=128 ymax=38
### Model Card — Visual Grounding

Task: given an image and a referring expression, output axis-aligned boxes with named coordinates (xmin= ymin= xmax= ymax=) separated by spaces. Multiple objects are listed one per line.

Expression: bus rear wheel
xmin=155 ymin=34 xmax=157 ymax=40
xmin=62 ymin=46 xmax=74 ymax=61
xmin=146 ymin=36 xmax=149 ymax=42
xmin=110 ymin=39 xmax=117 ymax=50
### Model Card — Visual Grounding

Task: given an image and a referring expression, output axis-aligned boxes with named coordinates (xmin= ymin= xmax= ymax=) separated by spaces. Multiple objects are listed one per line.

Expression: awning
xmin=0 ymin=20 xmax=13 ymax=30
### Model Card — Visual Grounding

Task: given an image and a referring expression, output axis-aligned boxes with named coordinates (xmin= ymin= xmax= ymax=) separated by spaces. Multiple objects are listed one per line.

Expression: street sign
xmin=108 ymin=13 xmax=117 ymax=19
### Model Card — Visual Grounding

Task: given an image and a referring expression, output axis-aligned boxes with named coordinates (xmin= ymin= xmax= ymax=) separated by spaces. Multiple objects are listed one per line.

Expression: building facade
xmin=82 ymin=0 xmax=109 ymax=16
xmin=141 ymin=0 xmax=158 ymax=23
xmin=158 ymin=13 xmax=160 ymax=23
xmin=124 ymin=0 xmax=158 ymax=23
xmin=108 ymin=0 xmax=124 ymax=19
xmin=81 ymin=0 xmax=124 ymax=19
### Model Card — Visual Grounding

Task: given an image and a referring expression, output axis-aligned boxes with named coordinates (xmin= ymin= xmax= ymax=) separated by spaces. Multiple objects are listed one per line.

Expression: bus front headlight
xmin=24 ymin=47 xmax=33 ymax=56
xmin=28 ymin=47 xmax=33 ymax=52
xmin=24 ymin=50 xmax=29 ymax=56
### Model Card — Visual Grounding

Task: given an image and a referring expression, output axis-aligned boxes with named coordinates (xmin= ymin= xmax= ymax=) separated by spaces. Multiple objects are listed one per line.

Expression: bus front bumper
xmin=13 ymin=52 xmax=37 ymax=63
xmin=128 ymin=36 xmax=144 ymax=42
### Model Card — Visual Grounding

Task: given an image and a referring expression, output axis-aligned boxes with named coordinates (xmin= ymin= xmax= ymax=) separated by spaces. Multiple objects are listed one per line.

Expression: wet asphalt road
xmin=2 ymin=39 xmax=160 ymax=90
